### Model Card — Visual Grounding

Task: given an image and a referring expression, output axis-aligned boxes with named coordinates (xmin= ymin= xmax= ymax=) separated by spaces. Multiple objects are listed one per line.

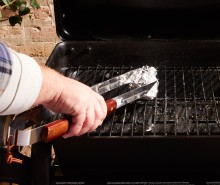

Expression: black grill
xmin=58 ymin=66 xmax=220 ymax=136
xmin=33 ymin=1 xmax=220 ymax=183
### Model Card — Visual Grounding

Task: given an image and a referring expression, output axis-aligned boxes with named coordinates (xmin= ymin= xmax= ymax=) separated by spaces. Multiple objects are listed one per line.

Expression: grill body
xmin=47 ymin=40 xmax=220 ymax=183
xmin=46 ymin=0 xmax=220 ymax=183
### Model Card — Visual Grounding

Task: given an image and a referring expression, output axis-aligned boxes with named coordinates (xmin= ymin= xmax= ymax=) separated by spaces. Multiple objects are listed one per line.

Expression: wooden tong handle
xmin=105 ymin=99 xmax=117 ymax=116
xmin=42 ymin=99 xmax=117 ymax=142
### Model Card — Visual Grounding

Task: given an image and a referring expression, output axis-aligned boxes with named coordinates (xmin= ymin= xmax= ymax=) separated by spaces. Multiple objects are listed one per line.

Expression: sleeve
xmin=0 ymin=43 xmax=12 ymax=97
xmin=0 ymin=43 xmax=43 ymax=115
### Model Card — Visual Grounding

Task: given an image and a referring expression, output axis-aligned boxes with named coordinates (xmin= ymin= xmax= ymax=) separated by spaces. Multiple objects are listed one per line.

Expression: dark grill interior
xmin=58 ymin=66 xmax=220 ymax=136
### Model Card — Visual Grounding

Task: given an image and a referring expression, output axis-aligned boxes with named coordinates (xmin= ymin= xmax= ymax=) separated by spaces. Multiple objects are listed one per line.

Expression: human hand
xmin=34 ymin=66 xmax=107 ymax=138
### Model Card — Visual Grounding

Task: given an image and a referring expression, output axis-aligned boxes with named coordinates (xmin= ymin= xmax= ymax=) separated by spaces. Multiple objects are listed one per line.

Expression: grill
xmin=48 ymin=47 xmax=220 ymax=183
xmin=60 ymin=66 xmax=220 ymax=136
xmin=31 ymin=0 xmax=220 ymax=184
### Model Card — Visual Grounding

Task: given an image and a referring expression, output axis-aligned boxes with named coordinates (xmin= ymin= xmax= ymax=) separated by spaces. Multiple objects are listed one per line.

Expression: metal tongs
xmin=8 ymin=67 xmax=157 ymax=147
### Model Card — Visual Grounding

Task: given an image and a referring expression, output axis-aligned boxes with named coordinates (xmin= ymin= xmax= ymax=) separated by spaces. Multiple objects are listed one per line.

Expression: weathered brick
xmin=44 ymin=42 xmax=57 ymax=56
xmin=12 ymin=43 xmax=43 ymax=57
xmin=0 ymin=2 xmax=60 ymax=63
xmin=34 ymin=6 xmax=51 ymax=20
xmin=30 ymin=25 xmax=58 ymax=42
xmin=37 ymin=0 xmax=49 ymax=6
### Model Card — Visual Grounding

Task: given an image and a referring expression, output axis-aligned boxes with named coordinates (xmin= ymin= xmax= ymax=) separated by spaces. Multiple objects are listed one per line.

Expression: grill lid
xmin=54 ymin=0 xmax=220 ymax=40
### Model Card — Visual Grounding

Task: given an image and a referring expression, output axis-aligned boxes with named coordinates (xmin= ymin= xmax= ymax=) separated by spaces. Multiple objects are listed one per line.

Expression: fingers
xmin=87 ymin=98 xmax=105 ymax=133
xmin=86 ymin=93 xmax=107 ymax=134
xmin=62 ymin=111 xmax=86 ymax=138
xmin=63 ymin=93 xmax=107 ymax=138
xmin=76 ymin=106 xmax=95 ymax=136
xmin=94 ymin=92 xmax=107 ymax=118
xmin=47 ymin=78 xmax=108 ymax=138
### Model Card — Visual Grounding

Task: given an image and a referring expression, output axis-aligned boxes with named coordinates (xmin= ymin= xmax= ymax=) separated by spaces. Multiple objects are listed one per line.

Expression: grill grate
xmin=60 ymin=66 xmax=220 ymax=136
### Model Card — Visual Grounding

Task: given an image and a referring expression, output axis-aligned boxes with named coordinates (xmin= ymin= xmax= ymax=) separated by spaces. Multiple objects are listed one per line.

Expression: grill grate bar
xmin=120 ymin=107 xmax=127 ymax=136
xmin=153 ymin=97 xmax=158 ymax=135
xmin=164 ymin=67 xmax=168 ymax=135
xmin=173 ymin=67 xmax=178 ymax=135
xmin=131 ymin=103 xmax=137 ymax=136
xmin=199 ymin=67 xmax=211 ymax=135
xmin=208 ymin=67 xmax=220 ymax=127
xmin=182 ymin=67 xmax=190 ymax=135
xmin=143 ymin=101 xmax=148 ymax=136
xmin=71 ymin=66 xmax=81 ymax=79
xmin=83 ymin=66 xmax=91 ymax=84
xmin=91 ymin=66 xmax=99 ymax=86
xmin=191 ymin=68 xmax=200 ymax=135
xmin=109 ymin=115 xmax=114 ymax=136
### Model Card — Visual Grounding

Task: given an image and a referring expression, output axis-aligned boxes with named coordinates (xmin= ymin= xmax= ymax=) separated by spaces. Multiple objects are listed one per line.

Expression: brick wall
xmin=0 ymin=0 xmax=60 ymax=64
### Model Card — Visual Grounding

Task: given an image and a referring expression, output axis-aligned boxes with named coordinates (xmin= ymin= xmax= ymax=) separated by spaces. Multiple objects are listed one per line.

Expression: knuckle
xmin=99 ymin=95 xmax=105 ymax=102
xmin=83 ymin=119 xmax=94 ymax=130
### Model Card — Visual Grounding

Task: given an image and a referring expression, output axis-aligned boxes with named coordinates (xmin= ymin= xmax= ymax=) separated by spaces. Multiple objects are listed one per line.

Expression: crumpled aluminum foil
xmin=126 ymin=66 xmax=159 ymax=99
xmin=91 ymin=65 xmax=159 ymax=99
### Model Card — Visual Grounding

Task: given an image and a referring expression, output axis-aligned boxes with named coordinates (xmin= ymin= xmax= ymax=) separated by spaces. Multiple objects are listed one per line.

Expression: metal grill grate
xmin=60 ymin=66 xmax=220 ymax=136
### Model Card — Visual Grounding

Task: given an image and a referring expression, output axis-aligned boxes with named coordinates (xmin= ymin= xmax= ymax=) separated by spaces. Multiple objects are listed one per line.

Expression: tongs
xmin=8 ymin=67 xmax=157 ymax=146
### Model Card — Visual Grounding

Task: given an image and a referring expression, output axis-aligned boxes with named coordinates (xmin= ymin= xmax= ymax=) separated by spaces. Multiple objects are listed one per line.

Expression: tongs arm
xmin=91 ymin=67 xmax=138 ymax=94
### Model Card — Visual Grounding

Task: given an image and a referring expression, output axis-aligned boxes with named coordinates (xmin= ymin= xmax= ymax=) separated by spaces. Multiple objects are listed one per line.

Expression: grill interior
xmin=58 ymin=66 xmax=220 ymax=136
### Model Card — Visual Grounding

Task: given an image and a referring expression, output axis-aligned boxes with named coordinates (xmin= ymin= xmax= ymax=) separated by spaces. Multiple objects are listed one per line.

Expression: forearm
xmin=33 ymin=65 xmax=64 ymax=107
